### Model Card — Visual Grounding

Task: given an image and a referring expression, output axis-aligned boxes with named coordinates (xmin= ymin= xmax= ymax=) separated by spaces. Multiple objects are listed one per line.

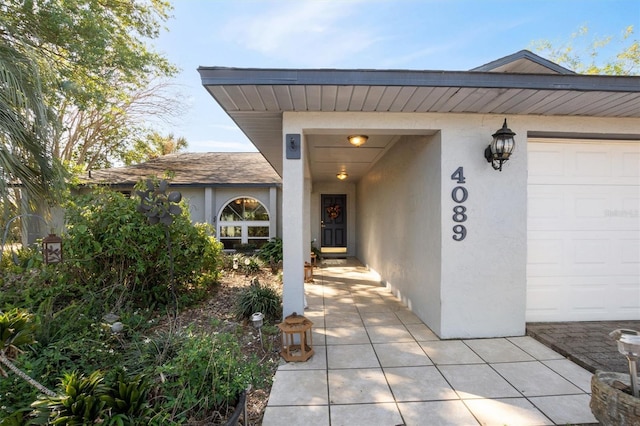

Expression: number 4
xmin=450 ymin=167 xmax=465 ymax=184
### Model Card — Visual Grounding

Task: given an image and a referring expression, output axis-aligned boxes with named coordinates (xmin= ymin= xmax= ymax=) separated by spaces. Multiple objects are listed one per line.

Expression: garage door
xmin=527 ymin=139 xmax=640 ymax=322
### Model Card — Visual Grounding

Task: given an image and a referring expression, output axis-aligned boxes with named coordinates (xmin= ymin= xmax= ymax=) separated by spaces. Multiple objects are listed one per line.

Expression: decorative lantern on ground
xmin=42 ymin=234 xmax=63 ymax=264
xmin=304 ymin=262 xmax=313 ymax=282
xmin=278 ymin=312 xmax=314 ymax=362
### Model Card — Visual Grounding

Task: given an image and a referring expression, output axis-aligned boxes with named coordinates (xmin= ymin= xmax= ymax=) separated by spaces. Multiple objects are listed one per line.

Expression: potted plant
xmin=590 ymin=329 xmax=640 ymax=426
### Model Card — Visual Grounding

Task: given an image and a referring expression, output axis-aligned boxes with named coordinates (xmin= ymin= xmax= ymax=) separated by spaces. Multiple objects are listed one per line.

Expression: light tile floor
xmin=262 ymin=259 xmax=598 ymax=426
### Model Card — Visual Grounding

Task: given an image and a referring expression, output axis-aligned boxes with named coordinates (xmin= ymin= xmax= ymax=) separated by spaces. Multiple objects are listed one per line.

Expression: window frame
xmin=218 ymin=197 xmax=271 ymax=250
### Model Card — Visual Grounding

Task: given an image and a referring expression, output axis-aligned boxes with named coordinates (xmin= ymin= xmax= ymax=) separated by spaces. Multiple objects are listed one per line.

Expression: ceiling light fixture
xmin=348 ymin=135 xmax=368 ymax=147
xmin=336 ymin=171 xmax=348 ymax=180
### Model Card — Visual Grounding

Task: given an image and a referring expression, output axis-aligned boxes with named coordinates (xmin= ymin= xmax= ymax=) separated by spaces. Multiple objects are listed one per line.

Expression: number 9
xmin=452 ymin=225 xmax=466 ymax=241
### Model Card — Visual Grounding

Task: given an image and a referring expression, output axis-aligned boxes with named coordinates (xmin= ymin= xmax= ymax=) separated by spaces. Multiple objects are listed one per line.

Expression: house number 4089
xmin=450 ymin=167 xmax=468 ymax=241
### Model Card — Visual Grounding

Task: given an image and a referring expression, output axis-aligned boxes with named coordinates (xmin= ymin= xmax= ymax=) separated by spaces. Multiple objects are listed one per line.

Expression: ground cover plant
xmin=0 ymin=187 xmax=282 ymax=425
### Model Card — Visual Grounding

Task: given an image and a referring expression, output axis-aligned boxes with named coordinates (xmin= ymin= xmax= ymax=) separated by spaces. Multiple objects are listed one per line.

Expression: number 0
xmin=451 ymin=186 xmax=468 ymax=203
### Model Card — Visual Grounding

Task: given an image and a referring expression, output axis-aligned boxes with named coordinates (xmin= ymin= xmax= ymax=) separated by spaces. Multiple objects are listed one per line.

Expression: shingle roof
xmin=80 ymin=152 xmax=281 ymax=187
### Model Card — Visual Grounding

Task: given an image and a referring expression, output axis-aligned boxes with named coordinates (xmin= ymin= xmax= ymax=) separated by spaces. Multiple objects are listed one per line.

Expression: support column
xmin=204 ymin=187 xmax=215 ymax=226
xmin=269 ymin=186 xmax=277 ymax=240
xmin=282 ymin=133 xmax=306 ymax=317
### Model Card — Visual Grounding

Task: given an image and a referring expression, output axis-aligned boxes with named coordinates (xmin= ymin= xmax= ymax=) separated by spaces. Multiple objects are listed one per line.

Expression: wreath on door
xmin=326 ymin=204 xmax=341 ymax=219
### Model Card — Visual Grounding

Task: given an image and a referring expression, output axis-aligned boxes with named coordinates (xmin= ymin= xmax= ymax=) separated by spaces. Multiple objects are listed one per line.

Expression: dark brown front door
xmin=321 ymin=194 xmax=346 ymax=248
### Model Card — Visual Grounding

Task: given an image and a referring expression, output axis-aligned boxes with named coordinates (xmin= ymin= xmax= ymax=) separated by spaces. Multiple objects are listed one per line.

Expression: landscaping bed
xmin=0 ymin=189 xmax=283 ymax=425
xmin=159 ymin=268 xmax=282 ymax=425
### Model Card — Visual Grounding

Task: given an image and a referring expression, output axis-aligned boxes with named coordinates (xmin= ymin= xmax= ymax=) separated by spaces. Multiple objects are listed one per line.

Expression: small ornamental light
xmin=278 ymin=312 xmax=314 ymax=362
xmin=304 ymin=262 xmax=313 ymax=282
xmin=42 ymin=234 xmax=63 ymax=264
xmin=251 ymin=312 xmax=265 ymax=348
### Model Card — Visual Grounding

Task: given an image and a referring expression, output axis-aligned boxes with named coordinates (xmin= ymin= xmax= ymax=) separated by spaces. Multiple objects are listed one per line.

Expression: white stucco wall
xmin=439 ymin=119 xmax=528 ymax=338
xmin=358 ymin=134 xmax=443 ymax=333
xmin=282 ymin=111 xmax=639 ymax=338
xmin=181 ymin=188 xmax=205 ymax=223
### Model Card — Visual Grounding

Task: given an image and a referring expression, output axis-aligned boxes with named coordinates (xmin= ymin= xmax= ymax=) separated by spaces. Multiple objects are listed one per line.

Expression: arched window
xmin=218 ymin=197 xmax=270 ymax=250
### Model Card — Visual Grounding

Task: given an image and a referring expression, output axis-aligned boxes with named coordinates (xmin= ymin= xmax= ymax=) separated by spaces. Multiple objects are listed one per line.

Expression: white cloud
xmin=220 ymin=0 xmax=380 ymax=67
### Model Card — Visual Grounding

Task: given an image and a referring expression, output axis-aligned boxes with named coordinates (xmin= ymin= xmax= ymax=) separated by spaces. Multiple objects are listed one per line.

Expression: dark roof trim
xmin=470 ymin=49 xmax=575 ymax=74
xmin=79 ymin=182 xmax=281 ymax=189
xmin=198 ymin=67 xmax=639 ymax=93
xmin=528 ymin=131 xmax=640 ymax=141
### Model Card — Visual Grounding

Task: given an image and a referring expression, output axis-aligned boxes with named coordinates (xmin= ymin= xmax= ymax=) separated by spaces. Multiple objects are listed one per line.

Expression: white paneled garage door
xmin=527 ymin=139 xmax=640 ymax=322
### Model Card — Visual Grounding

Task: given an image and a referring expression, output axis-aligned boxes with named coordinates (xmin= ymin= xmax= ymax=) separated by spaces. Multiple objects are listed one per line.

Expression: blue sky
xmin=151 ymin=0 xmax=639 ymax=152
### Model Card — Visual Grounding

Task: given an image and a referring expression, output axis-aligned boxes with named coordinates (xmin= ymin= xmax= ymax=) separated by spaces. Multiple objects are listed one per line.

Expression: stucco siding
xmin=281 ymin=111 xmax=638 ymax=338
xmin=358 ymin=134 xmax=442 ymax=333
xmin=182 ymin=188 xmax=205 ymax=223
xmin=439 ymin=120 xmax=528 ymax=339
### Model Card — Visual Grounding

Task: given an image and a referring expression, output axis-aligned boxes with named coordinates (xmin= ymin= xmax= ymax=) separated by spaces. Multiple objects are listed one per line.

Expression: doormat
xmin=322 ymin=258 xmax=348 ymax=265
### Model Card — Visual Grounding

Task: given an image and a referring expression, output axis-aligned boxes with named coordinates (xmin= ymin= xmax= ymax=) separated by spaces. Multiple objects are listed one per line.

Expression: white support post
xmin=282 ymin=133 xmax=306 ymax=318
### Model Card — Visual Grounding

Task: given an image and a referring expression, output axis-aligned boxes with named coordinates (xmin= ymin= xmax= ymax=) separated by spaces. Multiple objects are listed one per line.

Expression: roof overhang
xmin=199 ymin=66 xmax=640 ymax=177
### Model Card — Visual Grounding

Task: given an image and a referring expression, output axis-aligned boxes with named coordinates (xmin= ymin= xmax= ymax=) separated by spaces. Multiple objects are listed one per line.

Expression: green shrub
xmin=234 ymin=278 xmax=282 ymax=322
xmin=62 ymin=188 xmax=223 ymax=308
xmin=258 ymin=237 xmax=282 ymax=263
xmin=31 ymin=370 xmax=152 ymax=425
xmin=32 ymin=370 xmax=109 ymax=424
xmin=157 ymin=332 xmax=270 ymax=423
xmin=101 ymin=371 xmax=153 ymax=424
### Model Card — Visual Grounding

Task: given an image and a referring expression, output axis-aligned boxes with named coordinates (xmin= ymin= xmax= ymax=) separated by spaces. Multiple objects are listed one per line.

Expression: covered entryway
xmin=527 ymin=139 xmax=640 ymax=321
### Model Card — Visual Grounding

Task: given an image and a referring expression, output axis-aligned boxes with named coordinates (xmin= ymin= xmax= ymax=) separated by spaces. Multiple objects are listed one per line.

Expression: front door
xmin=321 ymin=194 xmax=347 ymax=250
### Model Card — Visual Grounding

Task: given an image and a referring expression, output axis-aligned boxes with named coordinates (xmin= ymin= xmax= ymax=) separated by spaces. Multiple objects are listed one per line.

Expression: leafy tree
xmin=0 ymin=31 xmax=64 ymax=208
xmin=126 ymin=131 xmax=189 ymax=165
xmin=1 ymin=0 xmax=182 ymax=173
xmin=531 ymin=25 xmax=638 ymax=75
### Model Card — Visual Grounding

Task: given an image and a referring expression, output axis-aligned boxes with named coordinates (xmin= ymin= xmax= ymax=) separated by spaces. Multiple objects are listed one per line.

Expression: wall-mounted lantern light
xmin=484 ymin=119 xmax=516 ymax=172
xmin=42 ymin=233 xmax=63 ymax=264
xmin=348 ymin=135 xmax=368 ymax=147
xmin=336 ymin=171 xmax=348 ymax=180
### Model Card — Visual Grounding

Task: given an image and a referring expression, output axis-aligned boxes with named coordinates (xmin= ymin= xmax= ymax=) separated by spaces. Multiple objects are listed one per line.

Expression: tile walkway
xmin=262 ymin=259 xmax=598 ymax=426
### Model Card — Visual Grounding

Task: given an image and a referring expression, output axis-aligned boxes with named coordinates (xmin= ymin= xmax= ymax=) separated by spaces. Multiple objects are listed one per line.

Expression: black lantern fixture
xmin=484 ymin=119 xmax=516 ymax=171
xmin=42 ymin=233 xmax=63 ymax=264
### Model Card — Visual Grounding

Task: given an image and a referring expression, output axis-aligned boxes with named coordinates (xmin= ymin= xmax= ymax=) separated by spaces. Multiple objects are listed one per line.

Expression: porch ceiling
xmin=199 ymin=67 xmax=640 ymax=178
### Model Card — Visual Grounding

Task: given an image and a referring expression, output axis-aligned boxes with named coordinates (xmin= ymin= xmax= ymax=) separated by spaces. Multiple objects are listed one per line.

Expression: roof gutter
xmin=198 ymin=67 xmax=640 ymax=93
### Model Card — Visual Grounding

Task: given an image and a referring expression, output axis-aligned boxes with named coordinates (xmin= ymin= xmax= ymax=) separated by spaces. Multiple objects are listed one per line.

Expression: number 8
xmin=452 ymin=205 xmax=467 ymax=223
